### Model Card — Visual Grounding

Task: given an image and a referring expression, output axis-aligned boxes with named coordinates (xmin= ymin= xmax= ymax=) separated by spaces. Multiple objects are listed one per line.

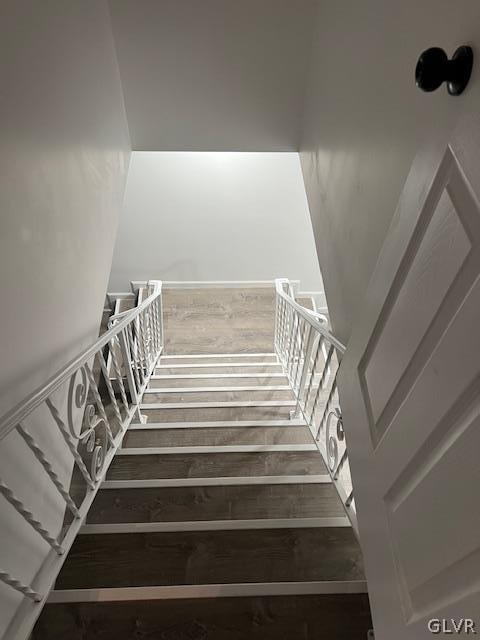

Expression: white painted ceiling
xmin=109 ymin=0 xmax=317 ymax=151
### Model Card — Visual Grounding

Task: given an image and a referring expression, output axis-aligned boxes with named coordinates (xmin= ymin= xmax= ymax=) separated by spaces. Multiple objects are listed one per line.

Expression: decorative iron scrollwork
xmin=326 ymin=407 xmax=344 ymax=473
xmin=81 ymin=404 xmax=108 ymax=481
xmin=67 ymin=366 xmax=108 ymax=481
xmin=67 ymin=366 xmax=88 ymax=438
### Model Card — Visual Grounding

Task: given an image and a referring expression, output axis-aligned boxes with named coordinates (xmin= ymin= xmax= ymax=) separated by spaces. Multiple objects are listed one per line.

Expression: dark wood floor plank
xmin=34 ymin=594 xmax=372 ymax=640
xmin=55 ymin=528 xmax=364 ymax=589
xmin=107 ymin=451 xmax=326 ymax=480
xmin=141 ymin=406 xmax=294 ymax=423
xmin=160 ymin=355 xmax=278 ymax=364
xmin=88 ymin=483 xmax=344 ymax=524
xmin=149 ymin=375 xmax=288 ymax=388
xmin=32 ymin=594 xmax=372 ymax=640
xmin=144 ymin=389 xmax=294 ymax=402
xmin=162 ymin=289 xmax=276 ymax=355
xmin=157 ymin=365 xmax=283 ymax=375
xmin=123 ymin=426 xmax=312 ymax=448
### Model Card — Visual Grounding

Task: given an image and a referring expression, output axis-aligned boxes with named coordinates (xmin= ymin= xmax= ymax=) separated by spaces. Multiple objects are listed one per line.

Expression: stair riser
xmin=87 ymin=484 xmax=343 ymax=524
xmin=55 ymin=528 xmax=364 ymax=589
xmin=107 ymin=451 xmax=326 ymax=481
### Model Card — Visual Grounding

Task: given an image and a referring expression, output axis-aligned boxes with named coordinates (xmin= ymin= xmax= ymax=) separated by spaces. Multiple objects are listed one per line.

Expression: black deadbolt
xmin=415 ymin=45 xmax=473 ymax=96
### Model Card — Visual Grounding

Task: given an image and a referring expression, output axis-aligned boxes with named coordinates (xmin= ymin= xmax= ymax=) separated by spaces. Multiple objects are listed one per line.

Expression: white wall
xmin=300 ymin=0 xmax=480 ymax=344
xmin=0 ymin=1 xmax=130 ymax=418
xmin=0 ymin=2 xmax=130 ymax=633
xmin=108 ymin=0 xmax=317 ymax=150
xmin=109 ymin=152 xmax=323 ymax=291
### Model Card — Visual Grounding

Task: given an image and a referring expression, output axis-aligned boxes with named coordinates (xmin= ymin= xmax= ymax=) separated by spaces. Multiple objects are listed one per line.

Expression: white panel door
xmin=338 ymin=72 xmax=480 ymax=638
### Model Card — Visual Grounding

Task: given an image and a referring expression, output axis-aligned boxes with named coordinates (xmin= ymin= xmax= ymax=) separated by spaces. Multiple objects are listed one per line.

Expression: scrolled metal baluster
xmin=150 ymin=299 xmax=158 ymax=355
xmin=319 ymin=343 xmax=335 ymax=391
xmin=333 ymin=449 xmax=349 ymax=481
xmin=274 ymin=293 xmax=282 ymax=351
xmin=324 ymin=407 xmax=344 ymax=475
xmin=46 ymin=398 xmax=95 ymax=490
xmin=156 ymin=294 xmax=164 ymax=349
xmin=0 ymin=478 xmax=63 ymax=554
xmin=133 ymin=316 xmax=147 ymax=385
xmin=287 ymin=310 xmax=300 ymax=382
xmin=127 ymin=322 xmax=142 ymax=390
xmin=109 ymin=336 xmax=130 ymax=415
xmin=304 ymin=336 xmax=322 ymax=414
xmin=331 ymin=413 xmax=348 ymax=480
xmin=84 ymin=363 xmax=115 ymax=447
xmin=97 ymin=350 xmax=123 ymax=428
xmin=135 ymin=310 xmax=146 ymax=377
xmin=0 ymin=570 xmax=42 ymax=602
xmin=81 ymin=405 xmax=108 ymax=482
xmin=137 ymin=309 xmax=149 ymax=374
xmin=146 ymin=305 xmax=156 ymax=362
xmin=281 ymin=298 xmax=289 ymax=360
xmin=293 ymin=319 xmax=308 ymax=392
xmin=309 ymin=345 xmax=335 ymax=425
xmin=146 ymin=304 xmax=156 ymax=358
xmin=16 ymin=423 xmax=80 ymax=519
xmin=275 ymin=296 xmax=283 ymax=360
xmin=315 ymin=380 xmax=337 ymax=442
xmin=276 ymin=297 xmax=284 ymax=357
xmin=67 ymin=366 xmax=88 ymax=438
xmin=146 ymin=305 xmax=155 ymax=365
xmin=151 ymin=300 xmax=161 ymax=357
xmin=345 ymin=489 xmax=354 ymax=508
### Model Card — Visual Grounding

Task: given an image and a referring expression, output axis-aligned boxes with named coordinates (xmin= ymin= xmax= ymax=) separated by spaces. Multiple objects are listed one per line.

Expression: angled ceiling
xmin=109 ymin=0 xmax=317 ymax=151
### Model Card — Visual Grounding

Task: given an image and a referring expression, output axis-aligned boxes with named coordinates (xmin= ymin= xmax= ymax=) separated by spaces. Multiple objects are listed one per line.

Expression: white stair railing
xmin=0 ymin=281 xmax=163 ymax=640
xmin=274 ymin=278 xmax=357 ymax=531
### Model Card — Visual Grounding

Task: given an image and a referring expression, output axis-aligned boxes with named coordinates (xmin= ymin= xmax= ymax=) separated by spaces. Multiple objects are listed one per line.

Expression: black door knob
xmin=415 ymin=46 xmax=473 ymax=96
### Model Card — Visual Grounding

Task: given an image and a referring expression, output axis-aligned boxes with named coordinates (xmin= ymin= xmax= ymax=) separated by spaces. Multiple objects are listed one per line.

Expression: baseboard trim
xmin=131 ymin=280 xmax=300 ymax=290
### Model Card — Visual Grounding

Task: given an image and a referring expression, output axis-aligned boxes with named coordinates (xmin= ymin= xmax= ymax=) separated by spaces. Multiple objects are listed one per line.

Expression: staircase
xmin=31 ymin=285 xmax=370 ymax=638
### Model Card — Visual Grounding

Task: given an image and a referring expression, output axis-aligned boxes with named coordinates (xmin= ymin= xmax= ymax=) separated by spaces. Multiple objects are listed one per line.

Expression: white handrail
xmin=274 ymin=278 xmax=345 ymax=354
xmin=274 ymin=278 xmax=356 ymax=531
xmin=0 ymin=282 xmax=163 ymax=441
xmin=0 ymin=280 xmax=164 ymax=640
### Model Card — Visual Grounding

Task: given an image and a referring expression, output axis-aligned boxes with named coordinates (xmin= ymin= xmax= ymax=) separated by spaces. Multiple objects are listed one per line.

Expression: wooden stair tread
xmin=87 ymin=483 xmax=344 ymax=524
xmin=123 ymin=425 xmax=313 ymax=447
xmin=143 ymin=389 xmax=294 ymax=402
xmin=149 ymin=374 xmax=288 ymax=387
xmin=55 ymin=528 xmax=364 ymax=590
xmin=156 ymin=365 xmax=283 ymax=375
xmin=140 ymin=406 xmax=295 ymax=422
xmin=34 ymin=594 xmax=372 ymax=639
xmin=107 ymin=451 xmax=326 ymax=480
xmin=160 ymin=354 xmax=278 ymax=364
